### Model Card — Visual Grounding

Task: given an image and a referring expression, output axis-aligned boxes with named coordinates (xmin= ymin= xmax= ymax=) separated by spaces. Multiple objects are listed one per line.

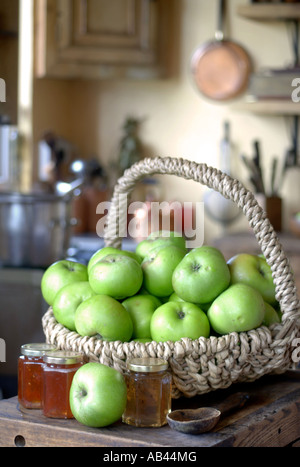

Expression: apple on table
xmin=69 ymin=362 xmax=127 ymax=428
xmin=41 ymin=259 xmax=88 ymax=306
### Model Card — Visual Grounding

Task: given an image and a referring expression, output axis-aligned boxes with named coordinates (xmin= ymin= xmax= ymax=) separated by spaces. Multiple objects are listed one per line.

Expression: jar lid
xmin=21 ymin=343 xmax=57 ymax=357
xmin=126 ymin=357 xmax=169 ymax=372
xmin=43 ymin=350 xmax=84 ymax=365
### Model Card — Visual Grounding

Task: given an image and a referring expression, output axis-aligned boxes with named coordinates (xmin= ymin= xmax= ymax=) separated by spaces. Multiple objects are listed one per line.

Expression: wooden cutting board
xmin=1 ymin=371 xmax=300 ymax=447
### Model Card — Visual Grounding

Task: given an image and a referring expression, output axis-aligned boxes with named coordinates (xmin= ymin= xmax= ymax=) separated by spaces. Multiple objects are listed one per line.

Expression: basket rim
xmin=42 ymin=306 xmax=295 ymax=351
xmin=42 ymin=306 xmax=299 ymax=398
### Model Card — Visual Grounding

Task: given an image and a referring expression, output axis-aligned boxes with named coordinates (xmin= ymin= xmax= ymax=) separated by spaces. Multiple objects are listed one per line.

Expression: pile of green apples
xmin=41 ymin=230 xmax=281 ymax=343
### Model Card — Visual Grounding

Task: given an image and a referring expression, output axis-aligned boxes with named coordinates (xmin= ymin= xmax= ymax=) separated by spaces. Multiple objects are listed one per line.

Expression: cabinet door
xmin=35 ymin=0 xmax=174 ymax=79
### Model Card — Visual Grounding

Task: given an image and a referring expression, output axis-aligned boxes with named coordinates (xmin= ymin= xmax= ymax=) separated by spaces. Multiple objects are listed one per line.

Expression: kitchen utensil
xmin=55 ymin=178 xmax=84 ymax=197
xmin=0 ymin=123 xmax=19 ymax=190
xmin=266 ymin=196 xmax=282 ymax=232
xmin=167 ymin=392 xmax=250 ymax=435
xmin=0 ymin=192 xmax=74 ymax=268
xmin=270 ymin=157 xmax=279 ymax=196
xmin=240 ymin=152 xmax=265 ymax=194
xmin=278 ymin=147 xmax=296 ymax=193
xmin=253 ymin=140 xmax=265 ymax=194
xmin=204 ymin=121 xmax=241 ymax=228
xmin=190 ymin=0 xmax=252 ymax=101
xmin=290 ymin=212 xmax=300 ymax=238
xmin=220 ymin=120 xmax=231 ymax=175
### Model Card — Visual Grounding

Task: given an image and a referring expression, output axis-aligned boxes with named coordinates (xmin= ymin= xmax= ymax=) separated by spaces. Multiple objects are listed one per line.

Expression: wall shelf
xmin=237 ymin=4 xmax=300 ymax=21
xmin=232 ymin=97 xmax=300 ymax=116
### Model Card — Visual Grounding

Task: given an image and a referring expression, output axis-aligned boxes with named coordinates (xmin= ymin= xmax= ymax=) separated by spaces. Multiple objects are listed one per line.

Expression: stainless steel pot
xmin=0 ymin=192 xmax=74 ymax=268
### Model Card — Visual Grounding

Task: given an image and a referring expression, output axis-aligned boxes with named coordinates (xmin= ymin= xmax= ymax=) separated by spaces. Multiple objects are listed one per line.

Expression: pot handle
xmin=48 ymin=217 xmax=77 ymax=229
xmin=215 ymin=0 xmax=225 ymax=41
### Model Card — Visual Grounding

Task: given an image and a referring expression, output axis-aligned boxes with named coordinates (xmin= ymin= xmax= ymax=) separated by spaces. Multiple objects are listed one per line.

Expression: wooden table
xmin=1 ymin=371 xmax=300 ymax=448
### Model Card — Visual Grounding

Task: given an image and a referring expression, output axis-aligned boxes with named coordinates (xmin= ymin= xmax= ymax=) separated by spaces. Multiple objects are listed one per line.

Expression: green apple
xmin=136 ymin=238 xmax=177 ymax=260
xmin=227 ymin=253 xmax=276 ymax=305
xmin=147 ymin=230 xmax=187 ymax=251
xmin=142 ymin=244 xmax=186 ymax=297
xmin=69 ymin=362 xmax=127 ymax=427
xmin=168 ymin=292 xmax=185 ymax=303
xmin=168 ymin=292 xmax=212 ymax=310
xmin=89 ymin=254 xmax=143 ymax=300
xmin=52 ymin=281 xmax=96 ymax=331
xmin=172 ymin=246 xmax=230 ymax=304
xmin=262 ymin=301 xmax=281 ymax=327
xmin=88 ymin=247 xmax=142 ymax=274
xmin=41 ymin=259 xmax=88 ymax=306
xmin=136 ymin=230 xmax=186 ymax=260
xmin=207 ymin=283 xmax=265 ymax=335
xmin=122 ymin=294 xmax=161 ymax=339
xmin=75 ymin=294 xmax=133 ymax=342
xmin=150 ymin=301 xmax=210 ymax=342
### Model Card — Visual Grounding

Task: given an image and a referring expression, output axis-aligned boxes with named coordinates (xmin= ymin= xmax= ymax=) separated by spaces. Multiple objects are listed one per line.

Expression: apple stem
xmin=177 ymin=311 xmax=185 ymax=319
xmin=79 ymin=388 xmax=87 ymax=398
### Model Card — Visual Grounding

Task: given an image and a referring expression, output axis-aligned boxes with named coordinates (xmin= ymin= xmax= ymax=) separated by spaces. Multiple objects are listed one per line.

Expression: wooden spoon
xmin=167 ymin=392 xmax=249 ymax=435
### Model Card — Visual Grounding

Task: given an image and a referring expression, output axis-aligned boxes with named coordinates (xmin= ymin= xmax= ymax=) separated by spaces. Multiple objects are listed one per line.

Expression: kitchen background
xmin=0 ymin=0 xmax=300 ymax=398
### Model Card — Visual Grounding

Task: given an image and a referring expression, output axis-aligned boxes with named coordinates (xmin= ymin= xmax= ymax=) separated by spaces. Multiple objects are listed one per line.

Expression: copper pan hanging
xmin=190 ymin=0 xmax=252 ymax=102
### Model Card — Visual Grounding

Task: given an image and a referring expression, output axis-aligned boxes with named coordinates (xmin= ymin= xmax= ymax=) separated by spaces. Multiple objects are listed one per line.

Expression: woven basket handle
xmin=104 ymin=156 xmax=299 ymax=333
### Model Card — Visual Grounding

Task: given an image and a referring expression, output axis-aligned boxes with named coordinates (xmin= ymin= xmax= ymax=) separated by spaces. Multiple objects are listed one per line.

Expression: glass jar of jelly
xmin=18 ymin=343 xmax=57 ymax=409
xmin=122 ymin=357 xmax=172 ymax=427
xmin=42 ymin=350 xmax=85 ymax=419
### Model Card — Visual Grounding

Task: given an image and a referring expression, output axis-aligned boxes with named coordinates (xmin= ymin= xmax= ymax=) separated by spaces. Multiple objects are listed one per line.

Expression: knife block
xmin=266 ymin=196 xmax=282 ymax=232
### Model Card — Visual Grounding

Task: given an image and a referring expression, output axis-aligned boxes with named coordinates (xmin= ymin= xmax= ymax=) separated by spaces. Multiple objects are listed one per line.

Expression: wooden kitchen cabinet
xmin=35 ymin=0 xmax=175 ymax=79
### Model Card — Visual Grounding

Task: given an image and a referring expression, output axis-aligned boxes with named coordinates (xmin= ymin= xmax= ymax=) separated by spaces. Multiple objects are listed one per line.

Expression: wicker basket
xmin=42 ymin=156 xmax=300 ymax=398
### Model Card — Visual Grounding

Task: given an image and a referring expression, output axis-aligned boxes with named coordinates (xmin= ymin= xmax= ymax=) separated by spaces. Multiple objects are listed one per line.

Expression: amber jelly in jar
xmin=42 ymin=350 xmax=84 ymax=419
xmin=18 ymin=343 xmax=57 ymax=409
xmin=122 ymin=357 xmax=172 ymax=427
